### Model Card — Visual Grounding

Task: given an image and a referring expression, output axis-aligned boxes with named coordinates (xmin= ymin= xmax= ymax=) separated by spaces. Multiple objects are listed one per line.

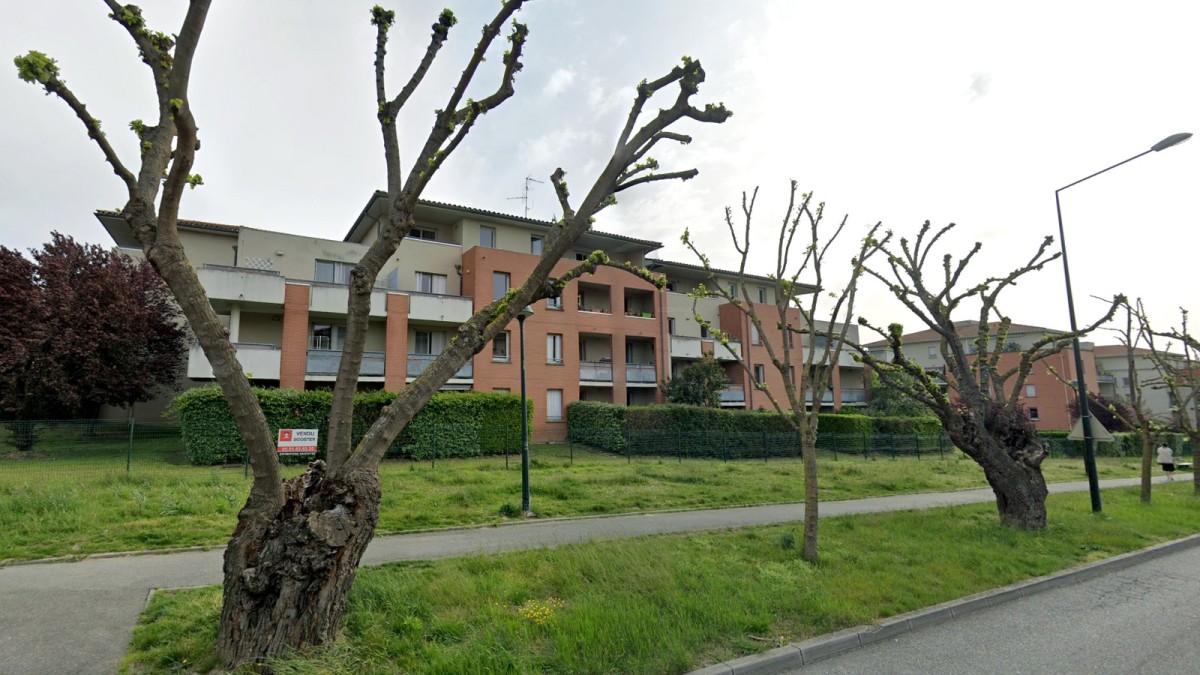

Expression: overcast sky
xmin=3 ymin=1 xmax=1197 ymax=345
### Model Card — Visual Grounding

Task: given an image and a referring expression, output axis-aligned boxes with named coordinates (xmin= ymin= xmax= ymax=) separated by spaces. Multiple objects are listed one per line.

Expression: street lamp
xmin=517 ymin=305 xmax=534 ymax=516
xmin=1055 ymin=132 xmax=1191 ymax=513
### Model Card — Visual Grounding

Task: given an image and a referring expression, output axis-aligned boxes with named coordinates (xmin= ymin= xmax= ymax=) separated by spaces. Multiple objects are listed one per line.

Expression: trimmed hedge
xmin=566 ymin=401 xmax=627 ymax=450
xmin=169 ymin=387 xmax=532 ymax=465
xmin=1040 ymin=430 xmax=1188 ymax=458
xmin=871 ymin=416 xmax=944 ymax=436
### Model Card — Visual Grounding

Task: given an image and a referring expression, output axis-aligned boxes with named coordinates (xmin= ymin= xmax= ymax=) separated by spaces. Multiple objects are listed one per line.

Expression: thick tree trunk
xmin=980 ymin=455 xmax=1049 ymax=528
xmin=949 ymin=408 xmax=1049 ymax=529
xmin=216 ymin=461 xmax=380 ymax=669
xmin=1140 ymin=433 xmax=1153 ymax=503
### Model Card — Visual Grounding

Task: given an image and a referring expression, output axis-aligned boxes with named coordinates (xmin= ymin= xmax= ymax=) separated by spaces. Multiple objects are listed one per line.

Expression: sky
xmin=3 ymin=1 xmax=1197 ymax=346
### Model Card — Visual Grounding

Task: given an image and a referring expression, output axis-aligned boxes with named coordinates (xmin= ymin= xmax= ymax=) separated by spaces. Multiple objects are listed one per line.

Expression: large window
xmin=758 ymin=287 xmax=767 ymax=303
xmin=315 ymin=259 xmax=353 ymax=284
xmin=310 ymin=324 xmax=345 ymax=350
xmin=411 ymin=226 xmax=437 ymax=241
xmin=754 ymin=364 xmax=765 ymax=384
xmin=546 ymin=295 xmax=563 ymax=310
xmin=413 ymin=330 xmax=446 ymax=355
xmin=492 ymin=332 xmax=510 ymax=361
xmin=415 ymin=271 xmax=447 ymax=294
xmin=547 ymin=333 xmax=563 ymax=364
xmin=547 ymin=389 xmax=564 ymax=421
xmin=493 ymin=272 xmax=510 ymax=301
xmin=480 ymin=226 xmax=497 ymax=248
xmin=531 ymin=236 xmax=544 ymax=255
xmin=751 ymin=324 xmax=761 ymax=345
xmin=1025 ymin=384 xmax=1037 ymax=398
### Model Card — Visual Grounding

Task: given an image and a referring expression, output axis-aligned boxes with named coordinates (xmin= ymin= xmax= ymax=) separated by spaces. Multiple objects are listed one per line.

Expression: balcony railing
xmin=805 ymin=389 xmax=835 ymax=404
xmin=720 ymin=385 xmax=745 ymax=404
xmin=840 ymin=387 xmax=867 ymax=404
xmin=407 ymin=353 xmax=473 ymax=379
xmin=306 ymin=350 xmax=384 ymax=376
xmin=580 ymin=360 xmax=613 ymax=382
xmin=625 ymin=363 xmax=657 ymax=383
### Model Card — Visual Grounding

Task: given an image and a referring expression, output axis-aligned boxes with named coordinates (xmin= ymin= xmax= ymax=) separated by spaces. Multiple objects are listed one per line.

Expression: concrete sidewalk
xmin=0 ymin=474 xmax=1187 ymax=674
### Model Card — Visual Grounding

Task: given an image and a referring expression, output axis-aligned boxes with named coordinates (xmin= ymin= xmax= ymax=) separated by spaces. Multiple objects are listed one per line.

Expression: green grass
xmin=121 ymin=484 xmax=1200 ymax=674
xmin=0 ymin=426 xmax=1163 ymax=561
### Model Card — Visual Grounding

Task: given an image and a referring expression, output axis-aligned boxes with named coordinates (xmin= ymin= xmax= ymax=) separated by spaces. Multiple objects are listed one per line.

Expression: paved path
xmin=0 ymin=475 xmax=1186 ymax=675
xmin=788 ymin=541 xmax=1200 ymax=674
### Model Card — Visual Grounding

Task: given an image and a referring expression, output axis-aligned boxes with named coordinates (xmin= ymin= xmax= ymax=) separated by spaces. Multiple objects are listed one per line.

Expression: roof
xmin=644 ymin=257 xmax=819 ymax=293
xmin=345 ymin=192 xmax=663 ymax=250
xmin=95 ymin=209 xmax=242 ymax=234
xmin=863 ymin=320 xmax=1067 ymax=348
xmin=95 ymin=209 xmax=242 ymax=248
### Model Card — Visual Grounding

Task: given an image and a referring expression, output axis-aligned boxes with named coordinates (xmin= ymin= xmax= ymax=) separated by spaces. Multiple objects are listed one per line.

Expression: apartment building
xmin=865 ymin=321 xmax=1101 ymax=431
xmin=1093 ymin=345 xmax=1198 ymax=427
xmin=98 ymin=194 xmax=864 ymax=439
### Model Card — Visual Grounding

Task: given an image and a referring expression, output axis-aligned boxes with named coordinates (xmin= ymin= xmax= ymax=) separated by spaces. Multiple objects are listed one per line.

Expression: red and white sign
xmin=277 ymin=428 xmax=319 ymax=455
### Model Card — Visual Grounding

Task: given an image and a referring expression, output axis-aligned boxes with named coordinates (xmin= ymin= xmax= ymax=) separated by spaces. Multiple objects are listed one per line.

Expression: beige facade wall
xmin=238 ymin=312 xmax=281 ymax=345
xmin=176 ymin=229 xmax=238 ymax=268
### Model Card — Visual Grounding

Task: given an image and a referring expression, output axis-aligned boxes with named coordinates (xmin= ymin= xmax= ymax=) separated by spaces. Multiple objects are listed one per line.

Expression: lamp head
xmin=518 ymin=305 xmax=534 ymax=320
xmin=1151 ymin=133 xmax=1192 ymax=152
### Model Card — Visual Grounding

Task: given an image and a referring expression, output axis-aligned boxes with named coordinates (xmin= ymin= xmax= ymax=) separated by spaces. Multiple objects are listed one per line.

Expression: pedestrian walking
xmin=1157 ymin=443 xmax=1176 ymax=481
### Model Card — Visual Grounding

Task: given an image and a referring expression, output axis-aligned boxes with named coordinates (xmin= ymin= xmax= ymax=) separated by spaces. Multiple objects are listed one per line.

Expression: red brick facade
xmin=280 ymin=283 xmax=310 ymax=390
xmin=384 ymin=293 xmax=410 ymax=392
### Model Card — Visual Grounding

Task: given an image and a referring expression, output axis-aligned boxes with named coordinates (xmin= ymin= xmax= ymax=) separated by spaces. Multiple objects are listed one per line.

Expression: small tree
xmin=865 ymin=369 xmax=937 ymax=418
xmin=683 ymin=183 xmax=884 ymax=561
xmin=665 ymin=355 xmax=729 ymax=407
xmin=1132 ymin=304 xmax=1200 ymax=496
xmin=1066 ymin=393 xmax=1136 ymax=433
xmin=0 ymin=234 xmax=187 ymax=449
xmin=854 ymin=222 xmax=1119 ymax=528
xmin=16 ymin=2 xmax=729 ymax=666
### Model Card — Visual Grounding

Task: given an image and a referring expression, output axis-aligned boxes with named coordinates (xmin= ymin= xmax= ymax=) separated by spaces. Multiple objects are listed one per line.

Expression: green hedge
xmin=1040 ymin=430 xmax=1188 ymax=458
xmin=871 ymin=416 xmax=944 ymax=436
xmin=169 ymin=387 xmax=531 ymax=465
xmin=566 ymin=401 xmax=627 ymax=450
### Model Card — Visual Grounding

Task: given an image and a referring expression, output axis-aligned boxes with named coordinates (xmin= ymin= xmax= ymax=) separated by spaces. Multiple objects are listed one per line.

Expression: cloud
xmin=967 ymin=72 xmax=991 ymax=102
xmin=542 ymin=67 xmax=576 ymax=98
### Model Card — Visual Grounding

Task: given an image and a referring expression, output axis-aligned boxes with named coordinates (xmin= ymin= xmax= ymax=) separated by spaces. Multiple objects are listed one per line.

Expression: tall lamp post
xmin=1055 ymin=132 xmax=1191 ymax=514
xmin=517 ymin=305 xmax=534 ymax=516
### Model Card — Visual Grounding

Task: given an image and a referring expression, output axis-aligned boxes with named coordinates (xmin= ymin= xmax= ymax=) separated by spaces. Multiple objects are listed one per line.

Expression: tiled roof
xmin=863 ymin=320 xmax=1066 ymax=347
xmin=95 ymin=209 xmax=241 ymax=234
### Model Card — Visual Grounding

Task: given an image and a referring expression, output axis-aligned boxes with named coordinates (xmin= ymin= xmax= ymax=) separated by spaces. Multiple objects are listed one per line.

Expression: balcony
xmin=580 ymin=360 xmax=613 ymax=382
xmin=625 ymin=363 xmax=657 ymax=384
xmin=306 ymin=350 xmax=384 ymax=376
xmin=406 ymin=353 xmax=473 ymax=379
xmin=188 ymin=342 xmax=281 ymax=380
xmin=408 ymin=292 xmax=473 ymax=324
xmin=805 ymin=389 xmax=835 ymax=405
xmin=309 ymin=283 xmax=386 ymax=317
xmin=198 ymin=265 xmax=285 ymax=306
xmin=714 ymin=339 xmax=742 ymax=361
xmin=840 ymin=387 xmax=868 ymax=404
xmin=719 ymin=385 xmax=745 ymax=405
xmin=1096 ymin=373 xmax=1117 ymax=384
xmin=671 ymin=335 xmax=704 ymax=359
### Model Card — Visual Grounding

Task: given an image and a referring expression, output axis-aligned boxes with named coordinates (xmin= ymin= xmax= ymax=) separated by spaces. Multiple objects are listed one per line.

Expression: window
xmin=751 ymin=324 xmax=761 ymax=345
xmin=927 ymin=345 xmax=938 ymax=358
xmin=758 ymin=287 xmax=767 ymax=303
xmin=547 ymin=389 xmax=564 ymax=421
xmin=411 ymin=227 xmax=437 ymax=241
xmin=493 ymin=387 xmax=510 ymax=394
xmin=1025 ymin=384 xmax=1037 ymax=398
xmin=309 ymin=324 xmax=345 ymax=350
xmin=530 ymin=236 xmax=544 ymax=255
xmin=666 ymin=281 xmax=677 ymax=292
xmin=415 ymin=271 xmax=447 ymax=294
xmin=754 ymin=364 xmax=765 ymax=384
xmin=492 ymin=332 xmax=510 ymax=361
xmin=314 ymin=259 xmax=353 ymax=284
xmin=813 ymin=335 xmax=829 ymax=349
xmin=1028 ymin=407 xmax=1040 ymax=421
xmin=668 ymin=318 xmax=676 ymax=335
xmin=414 ymin=330 xmax=445 ymax=355
xmin=546 ymin=295 xmax=563 ymax=310
xmin=575 ymin=251 xmax=588 ymax=261
xmin=729 ymin=283 xmax=738 ymax=297
xmin=700 ymin=325 xmax=710 ymax=339
xmin=547 ymin=334 xmax=563 ymax=364
xmin=480 ymin=226 xmax=496 ymax=248
xmin=493 ymin=272 xmax=510 ymax=301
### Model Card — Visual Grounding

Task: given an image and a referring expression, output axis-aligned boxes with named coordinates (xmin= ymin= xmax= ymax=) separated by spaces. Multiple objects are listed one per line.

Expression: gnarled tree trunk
xmin=216 ymin=461 xmax=380 ymax=668
xmin=948 ymin=404 xmax=1048 ymax=529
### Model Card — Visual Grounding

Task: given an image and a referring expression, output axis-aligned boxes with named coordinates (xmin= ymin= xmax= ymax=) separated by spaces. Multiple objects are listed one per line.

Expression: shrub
xmin=566 ymin=401 xmax=626 ymax=450
xmin=169 ymin=387 xmax=530 ymax=465
xmin=871 ymin=416 xmax=943 ymax=436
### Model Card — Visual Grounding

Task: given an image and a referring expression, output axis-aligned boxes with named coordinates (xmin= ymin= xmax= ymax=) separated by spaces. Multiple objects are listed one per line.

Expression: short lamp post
xmin=517 ymin=305 xmax=534 ymax=516
xmin=1055 ymin=132 xmax=1191 ymax=514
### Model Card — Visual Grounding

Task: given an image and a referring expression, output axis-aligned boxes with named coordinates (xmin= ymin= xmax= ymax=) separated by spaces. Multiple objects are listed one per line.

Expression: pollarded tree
xmin=682 ymin=183 xmax=885 ymax=561
xmin=665 ymin=355 xmax=729 ymax=407
xmin=15 ymin=2 xmax=729 ymax=667
xmin=854 ymin=222 xmax=1119 ymax=528
xmin=1132 ymin=304 xmax=1200 ymax=496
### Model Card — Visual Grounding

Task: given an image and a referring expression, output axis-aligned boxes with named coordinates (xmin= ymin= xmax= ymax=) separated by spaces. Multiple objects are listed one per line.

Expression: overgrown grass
xmin=0 ymin=440 xmax=1154 ymax=562
xmin=122 ymin=484 xmax=1200 ymax=674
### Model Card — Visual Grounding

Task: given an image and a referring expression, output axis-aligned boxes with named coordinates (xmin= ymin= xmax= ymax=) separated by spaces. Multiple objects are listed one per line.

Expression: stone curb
xmin=688 ymin=532 xmax=1200 ymax=674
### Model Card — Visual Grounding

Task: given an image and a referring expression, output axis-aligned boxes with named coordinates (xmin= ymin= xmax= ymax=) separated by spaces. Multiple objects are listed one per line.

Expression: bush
xmin=566 ymin=401 xmax=626 ymax=450
xmin=169 ymin=387 xmax=531 ymax=465
xmin=871 ymin=416 xmax=943 ymax=436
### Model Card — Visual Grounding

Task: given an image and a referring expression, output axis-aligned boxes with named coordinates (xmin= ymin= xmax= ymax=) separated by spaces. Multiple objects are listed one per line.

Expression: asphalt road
xmin=789 ymin=541 xmax=1200 ymax=674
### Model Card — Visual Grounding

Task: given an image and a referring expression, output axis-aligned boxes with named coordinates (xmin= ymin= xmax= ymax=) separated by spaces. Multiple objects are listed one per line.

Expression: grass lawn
xmin=122 ymin=483 xmax=1200 ymax=674
xmin=0 ymin=436 xmax=1155 ymax=562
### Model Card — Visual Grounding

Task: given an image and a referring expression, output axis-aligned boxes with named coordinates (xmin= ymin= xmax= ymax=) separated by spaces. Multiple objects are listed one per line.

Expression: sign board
xmin=1066 ymin=418 xmax=1114 ymax=442
xmin=277 ymin=428 xmax=319 ymax=455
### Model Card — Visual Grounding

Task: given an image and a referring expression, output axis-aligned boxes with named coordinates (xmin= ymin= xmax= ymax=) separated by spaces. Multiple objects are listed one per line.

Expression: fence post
xmin=889 ymin=434 xmax=896 ymax=459
xmin=126 ymin=414 xmax=134 ymax=475
xmin=938 ymin=434 xmax=945 ymax=459
xmin=431 ymin=424 xmax=437 ymax=469
xmin=763 ymin=430 xmax=768 ymax=463
xmin=505 ymin=427 xmax=510 ymax=470
xmin=914 ymin=434 xmax=921 ymax=460
xmin=722 ymin=430 xmax=728 ymax=463
xmin=678 ymin=429 xmax=683 ymax=464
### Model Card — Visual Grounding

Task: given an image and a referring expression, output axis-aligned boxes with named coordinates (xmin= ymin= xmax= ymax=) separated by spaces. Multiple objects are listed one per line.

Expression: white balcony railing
xmin=188 ymin=342 xmax=281 ymax=380
xmin=840 ymin=387 xmax=867 ymax=404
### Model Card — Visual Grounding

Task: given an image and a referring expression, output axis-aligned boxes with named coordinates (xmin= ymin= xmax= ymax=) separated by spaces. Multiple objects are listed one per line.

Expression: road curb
xmin=688 ymin=532 xmax=1200 ymax=674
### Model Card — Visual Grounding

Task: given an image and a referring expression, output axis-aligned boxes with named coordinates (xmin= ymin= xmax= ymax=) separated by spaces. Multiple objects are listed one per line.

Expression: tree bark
xmin=800 ymin=432 xmax=819 ymax=562
xmin=978 ymin=445 xmax=1049 ymax=528
xmin=947 ymin=406 xmax=1049 ymax=529
xmin=216 ymin=461 xmax=380 ymax=669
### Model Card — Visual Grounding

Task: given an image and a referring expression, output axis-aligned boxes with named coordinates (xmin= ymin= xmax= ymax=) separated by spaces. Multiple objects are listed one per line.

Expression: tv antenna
xmin=508 ymin=175 xmax=544 ymax=218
